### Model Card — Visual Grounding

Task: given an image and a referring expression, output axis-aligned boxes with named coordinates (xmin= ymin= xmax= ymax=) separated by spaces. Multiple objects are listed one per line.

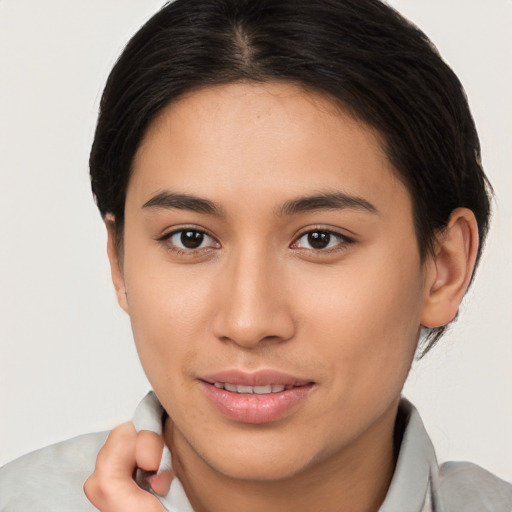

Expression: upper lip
xmin=200 ymin=369 xmax=313 ymax=387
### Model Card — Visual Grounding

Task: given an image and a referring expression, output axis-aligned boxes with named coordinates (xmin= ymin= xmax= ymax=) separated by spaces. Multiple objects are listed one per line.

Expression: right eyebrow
xmin=142 ymin=191 xmax=225 ymax=217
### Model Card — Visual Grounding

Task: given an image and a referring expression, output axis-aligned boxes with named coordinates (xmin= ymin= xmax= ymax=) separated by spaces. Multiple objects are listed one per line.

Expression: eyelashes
xmin=157 ymin=226 xmax=354 ymax=257
xmin=165 ymin=229 xmax=219 ymax=251
xmin=157 ymin=227 xmax=219 ymax=256
xmin=291 ymin=230 xmax=353 ymax=252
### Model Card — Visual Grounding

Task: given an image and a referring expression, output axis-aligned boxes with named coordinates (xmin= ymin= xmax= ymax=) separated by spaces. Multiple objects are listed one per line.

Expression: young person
xmin=1 ymin=1 xmax=510 ymax=511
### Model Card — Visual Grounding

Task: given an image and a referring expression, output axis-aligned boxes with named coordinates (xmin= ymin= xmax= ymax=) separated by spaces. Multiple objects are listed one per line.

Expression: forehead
xmin=128 ymin=82 xmax=410 ymax=218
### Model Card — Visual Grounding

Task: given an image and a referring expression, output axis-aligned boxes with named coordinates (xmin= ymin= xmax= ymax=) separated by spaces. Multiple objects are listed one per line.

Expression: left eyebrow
xmin=277 ymin=191 xmax=378 ymax=216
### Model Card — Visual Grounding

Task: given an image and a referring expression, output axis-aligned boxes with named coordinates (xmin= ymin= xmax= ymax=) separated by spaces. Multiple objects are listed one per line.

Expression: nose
xmin=212 ymin=249 xmax=295 ymax=348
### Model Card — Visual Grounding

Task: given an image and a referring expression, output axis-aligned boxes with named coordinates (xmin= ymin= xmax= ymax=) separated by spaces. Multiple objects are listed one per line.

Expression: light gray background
xmin=1 ymin=1 xmax=511 ymax=481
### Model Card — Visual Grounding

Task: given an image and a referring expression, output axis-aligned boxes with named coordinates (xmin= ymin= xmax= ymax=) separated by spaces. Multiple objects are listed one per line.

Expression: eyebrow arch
xmin=277 ymin=191 xmax=378 ymax=216
xmin=142 ymin=191 xmax=224 ymax=216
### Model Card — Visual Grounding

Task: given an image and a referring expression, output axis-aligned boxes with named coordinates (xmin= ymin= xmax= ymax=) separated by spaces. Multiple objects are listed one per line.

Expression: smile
xmin=213 ymin=383 xmax=294 ymax=394
xmin=200 ymin=371 xmax=314 ymax=423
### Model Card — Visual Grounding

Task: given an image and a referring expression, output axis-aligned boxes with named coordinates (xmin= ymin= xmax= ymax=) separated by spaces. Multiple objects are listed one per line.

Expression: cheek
xmin=299 ymin=249 xmax=423 ymax=395
xmin=122 ymin=250 xmax=218 ymax=384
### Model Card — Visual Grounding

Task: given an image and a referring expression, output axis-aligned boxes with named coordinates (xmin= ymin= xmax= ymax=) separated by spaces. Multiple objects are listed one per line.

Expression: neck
xmin=165 ymin=401 xmax=400 ymax=512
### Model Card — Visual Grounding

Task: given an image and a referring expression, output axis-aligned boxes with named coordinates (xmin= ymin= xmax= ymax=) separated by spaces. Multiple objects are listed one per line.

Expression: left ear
xmin=421 ymin=207 xmax=479 ymax=328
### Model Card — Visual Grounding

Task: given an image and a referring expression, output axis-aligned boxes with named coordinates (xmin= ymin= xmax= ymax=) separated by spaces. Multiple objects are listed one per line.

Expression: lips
xmin=200 ymin=370 xmax=314 ymax=424
xmin=202 ymin=369 xmax=311 ymax=387
xmin=213 ymin=383 xmax=293 ymax=394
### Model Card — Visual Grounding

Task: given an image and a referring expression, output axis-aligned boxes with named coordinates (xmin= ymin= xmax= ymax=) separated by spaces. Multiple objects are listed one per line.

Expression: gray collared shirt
xmin=1 ymin=392 xmax=511 ymax=511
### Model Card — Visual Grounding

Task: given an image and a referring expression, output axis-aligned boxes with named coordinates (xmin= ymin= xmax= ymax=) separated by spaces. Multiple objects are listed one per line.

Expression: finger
xmin=84 ymin=423 xmax=165 ymax=512
xmin=97 ymin=422 xmax=137 ymax=479
xmin=136 ymin=431 xmax=174 ymax=496
xmin=84 ymin=474 xmax=166 ymax=512
xmin=135 ymin=430 xmax=165 ymax=471
xmin=148 ymin=469 xmax=174 ymax=497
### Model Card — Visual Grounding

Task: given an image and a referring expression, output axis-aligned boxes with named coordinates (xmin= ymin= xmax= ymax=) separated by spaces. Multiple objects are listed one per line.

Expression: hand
xmin=84 ymin=422 xmax=173 ymax=511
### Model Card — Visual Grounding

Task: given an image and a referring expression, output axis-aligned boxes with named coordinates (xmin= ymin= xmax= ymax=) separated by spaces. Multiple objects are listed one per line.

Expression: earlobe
xmin=105 ymin=216 xmax=129 ymax=313
xmin=421 ymin=208 xmax=479 ymax=328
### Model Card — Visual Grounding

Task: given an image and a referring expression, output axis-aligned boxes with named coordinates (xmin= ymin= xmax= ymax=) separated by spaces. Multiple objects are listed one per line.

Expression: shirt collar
xmin=378 ymin=398 xmax=440 ymax=512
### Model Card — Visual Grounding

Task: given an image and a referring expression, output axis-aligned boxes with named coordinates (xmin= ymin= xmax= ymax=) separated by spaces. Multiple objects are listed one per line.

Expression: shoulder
xmin=0 ymin=431 xmax=109 ymax=512
xmin=438 ymin=461 xmax=512 ymax=512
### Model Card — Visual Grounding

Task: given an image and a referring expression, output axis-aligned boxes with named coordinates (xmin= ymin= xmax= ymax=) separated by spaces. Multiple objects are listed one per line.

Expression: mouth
xmin=200 ymin=370 xmax=314 ymax=424
xmin=211 ymin=383 xmax=297 ymax=394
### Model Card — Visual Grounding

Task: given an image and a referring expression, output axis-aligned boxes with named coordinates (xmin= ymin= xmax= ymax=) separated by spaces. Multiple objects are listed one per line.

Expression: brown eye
xmin=166 ymin=229 xmax=218 ymax=251
xmin=294 ymin=230 xmax=350 ymax=251
xmin=307 ymin=231 xmax=331 ymax=249
xmin=180 ymin=230 xmax=205 ymax=249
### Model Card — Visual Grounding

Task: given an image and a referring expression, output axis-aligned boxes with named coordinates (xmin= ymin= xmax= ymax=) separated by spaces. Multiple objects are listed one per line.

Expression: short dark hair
xmin=90 ymin=0 xmax=492 ymax=352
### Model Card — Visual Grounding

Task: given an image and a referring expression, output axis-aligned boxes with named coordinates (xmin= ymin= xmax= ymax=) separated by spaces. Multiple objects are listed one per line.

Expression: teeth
xmin=236 ymin=385 xmax=254 ymax=394
xmin=253 ymin=385 xmax=272 ymax=394
xmin=213 ymin=383 xmax=291 ymax=394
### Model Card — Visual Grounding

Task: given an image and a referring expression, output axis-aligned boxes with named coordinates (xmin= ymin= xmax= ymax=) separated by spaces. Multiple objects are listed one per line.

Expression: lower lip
xmin=201 ymin=382 xmax=313 ymax=424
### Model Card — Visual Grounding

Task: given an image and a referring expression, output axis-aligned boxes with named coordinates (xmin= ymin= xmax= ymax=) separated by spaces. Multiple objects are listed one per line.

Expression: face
xmin=113 ymin=82 xmax=432 ymax=480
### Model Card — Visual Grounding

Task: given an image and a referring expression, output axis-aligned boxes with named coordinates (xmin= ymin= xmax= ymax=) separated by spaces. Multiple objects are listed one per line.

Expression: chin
xmin=193 ymin=433 xmax=322 ymax=482
xmin=211 ymin=456 xmax=310 ymax=482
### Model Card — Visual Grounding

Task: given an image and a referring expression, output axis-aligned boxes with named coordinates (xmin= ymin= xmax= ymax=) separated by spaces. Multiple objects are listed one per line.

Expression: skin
xmin=84 ymin=424 xmax=170 ymax=511
xmin=87 ymin=82 xmax=478 ymax=512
